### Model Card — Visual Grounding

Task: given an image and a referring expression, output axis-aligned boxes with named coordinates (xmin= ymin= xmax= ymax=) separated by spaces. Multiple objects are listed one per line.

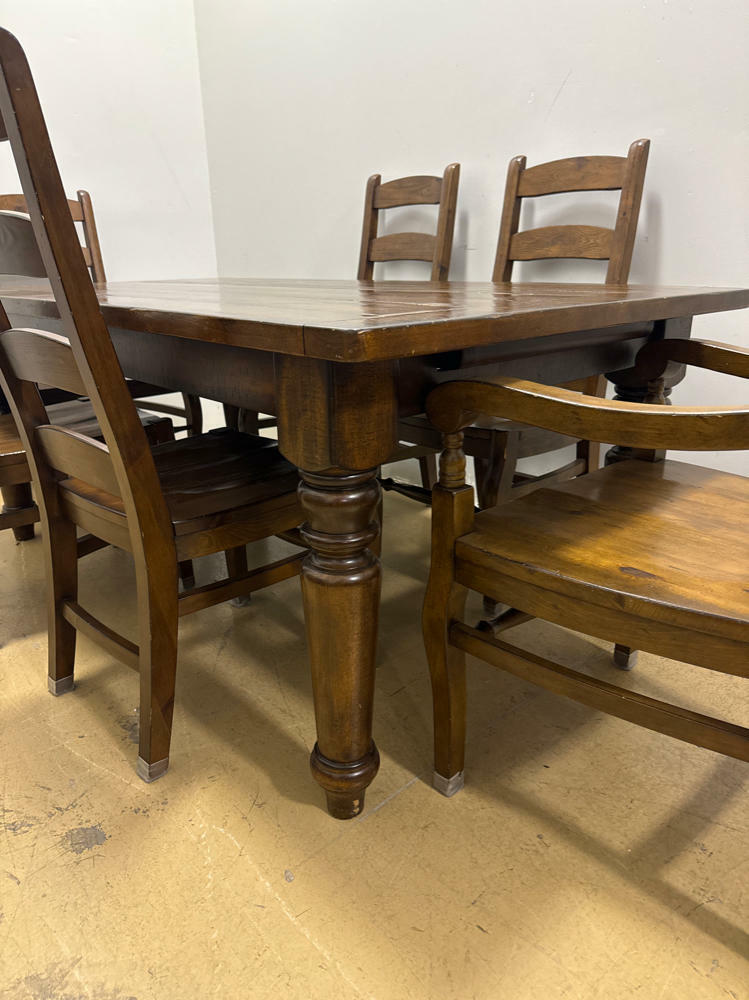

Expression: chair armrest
xmin=634 ymin=338 xmax=749 ymax=381
xmin=425 ymin=376 xmax=749 ymax=452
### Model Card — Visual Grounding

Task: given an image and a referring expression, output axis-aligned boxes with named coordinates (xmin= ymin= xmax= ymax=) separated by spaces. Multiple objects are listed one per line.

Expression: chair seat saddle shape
xmin=422 ymin=336 xmax=749 ymax=798
xmin=0 ymin=28 xmax=305 ymax=783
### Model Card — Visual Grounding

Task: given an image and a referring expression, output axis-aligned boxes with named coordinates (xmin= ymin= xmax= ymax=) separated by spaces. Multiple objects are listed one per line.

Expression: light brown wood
xmin=423 ymin=344 xmax=749 ymax=797
xmin=0 ymin=28 xmax=304 ymax=788
xmin=426 ymin=372 xmax=749 ymax=450
xmin=509 ymin=224 xmax=613 ymax=261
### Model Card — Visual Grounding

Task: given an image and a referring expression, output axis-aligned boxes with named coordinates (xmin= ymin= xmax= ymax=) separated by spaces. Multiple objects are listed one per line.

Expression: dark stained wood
xmin=2 ymin=277 xmax=748 ymax=363
xmin=493 ymin=139 xmax=650 ymax=283
xmin=422 ymin=345 xmax=749 ymax=797
xmin=0 ymin=189 xmax=203 ymax=433
xmin=357 ymin=163 xmax=460 ymax=282
xmin=439 ymin=138 xmax=650 ymax=511
xmin=0 ymin=29 xmax=304 ymax=786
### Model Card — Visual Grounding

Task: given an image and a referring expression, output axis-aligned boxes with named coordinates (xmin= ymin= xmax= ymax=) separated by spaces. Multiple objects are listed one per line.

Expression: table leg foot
xmin=311 ymin=741 xmax=380 ymax=819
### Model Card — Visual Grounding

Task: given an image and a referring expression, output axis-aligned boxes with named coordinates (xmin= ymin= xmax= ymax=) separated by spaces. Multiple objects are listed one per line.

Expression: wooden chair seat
xmin=58 ymin=429 xmax=301 ymax=554
xmin=456 ymin=460 xmax=749 ymax=660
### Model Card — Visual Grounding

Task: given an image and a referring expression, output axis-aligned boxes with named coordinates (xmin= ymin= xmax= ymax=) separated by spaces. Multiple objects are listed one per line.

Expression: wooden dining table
xmin=2 ymin=276 xmax=748 ymax=818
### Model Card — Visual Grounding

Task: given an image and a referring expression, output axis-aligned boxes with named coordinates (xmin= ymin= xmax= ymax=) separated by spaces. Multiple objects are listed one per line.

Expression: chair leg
xmin=222 ymin=404 xmax=240 ymax=430
xmin=238 ymin=409 xmax=260 ymax=435
xmin=423 ymin=488 xmax=471 ymax=796
xmin=2 ymin=482 xmax=36 ymax=542
xmin=613 ymin=644 xmax=638 ymax=670
xmin=178 ymin=560 xmax=195 ymax=590
xmin=183 ymin=394 xmax=203 ymax=436
xmin=418 ymin=453 xmax=438 ymax=490
xmin=137 ymin=559 xmax=179 ymax=782
xmin=46 ymin=518 xmax=78 ymax=695
xmin=226 ymin=544 xmax=251 ymax=606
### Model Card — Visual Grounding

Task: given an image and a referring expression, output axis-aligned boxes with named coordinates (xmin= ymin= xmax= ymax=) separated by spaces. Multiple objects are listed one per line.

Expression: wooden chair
xmin=234 ymin=163 xmax=462 ymax=485
xmin=358 ymin=163 xmax=460 ymax=282
xmin=357 ymin=163 xmax=461 ymax=490
xmin=0 ymin=27 xmax=305 ymax=780
xmin=0 ymin=190 xmax=203 ymax=436
xmin=397 ymin=140 xmax=650 ymax=507
xmin=422 ymin=337 xmax=749 ymax=797
xmin=0 ymin=206 xmax=174 ymax=542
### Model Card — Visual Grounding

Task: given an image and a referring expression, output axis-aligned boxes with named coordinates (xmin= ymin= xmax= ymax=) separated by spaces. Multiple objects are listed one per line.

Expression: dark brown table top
xmin=2 ymin=277 xmax=747 ymax=363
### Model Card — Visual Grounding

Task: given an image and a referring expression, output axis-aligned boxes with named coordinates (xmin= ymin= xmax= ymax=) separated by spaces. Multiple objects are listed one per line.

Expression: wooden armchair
xmin=397 ymin=139 xmax=650 ymax=508
xmin=422 ymin=337 xmax=749 ymax=797
xmin=0 ymin=27 xmax=305 ymax=781
xmin=0 ymin=189 xmax=203 ymax=436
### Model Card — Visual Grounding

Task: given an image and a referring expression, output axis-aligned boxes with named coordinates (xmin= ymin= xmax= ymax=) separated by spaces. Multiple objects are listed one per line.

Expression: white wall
xmin=0 ymin=0 xmax=217 ymax=281
xmin=194 ymin=0 xmax=749 ymax=472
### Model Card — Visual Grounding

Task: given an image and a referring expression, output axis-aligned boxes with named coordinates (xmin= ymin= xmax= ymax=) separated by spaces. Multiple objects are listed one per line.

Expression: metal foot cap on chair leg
xmin=136 ymin=756 xmax=169 ymax=782
xmin=433 ymin=770 xmax=464 ymax=797
xmin=48 ymin=675 xmax=74 ymax=696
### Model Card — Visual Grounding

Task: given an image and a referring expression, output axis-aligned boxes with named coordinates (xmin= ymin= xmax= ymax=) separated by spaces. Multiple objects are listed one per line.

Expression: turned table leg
xmin=298 ymin=469 xmax=382 ymax=819
xmin=275 ymin=354 xmax=398 ymax=819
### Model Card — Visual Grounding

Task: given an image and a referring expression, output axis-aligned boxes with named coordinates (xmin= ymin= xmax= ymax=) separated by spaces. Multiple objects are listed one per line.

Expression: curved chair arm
xmin=634 ymin=338 xmax=749 ymax=381
xmin=426 ymin=374 xmax=749 ymax=452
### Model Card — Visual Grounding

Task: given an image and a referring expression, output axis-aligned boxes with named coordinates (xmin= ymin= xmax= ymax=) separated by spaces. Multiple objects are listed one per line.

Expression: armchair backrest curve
xmin=426 ymin=340 xmax=749 ymax=453
xmin=0 ymin=28 xmax=172 ymax=560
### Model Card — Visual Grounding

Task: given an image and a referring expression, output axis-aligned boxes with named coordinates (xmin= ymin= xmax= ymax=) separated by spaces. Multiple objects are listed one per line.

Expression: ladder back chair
xmin=0 ymin=200 xmax=174 ymax=542
xmin=422 ymin=338 xmax=749 ymax=798
xmin=236 ymin=163 xmax=463 ymax=490
xmin=0 ymin=28 xmax=305 ymax=781
xmin=397 ymin=139 xmax=651 ymax=511
xmin=0 ymin=190 xmax=204 ymax=436
xmin=358 ymin=163 xmax=461 ymax=491
xmin=358 ymin=163 xmax=460 ymax=281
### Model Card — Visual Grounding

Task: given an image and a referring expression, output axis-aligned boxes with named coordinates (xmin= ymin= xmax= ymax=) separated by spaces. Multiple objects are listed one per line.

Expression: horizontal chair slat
xmin=0 ymin=328 xmax=88 ymax=396
xmin=517 ymin=155 xmax=626 ymax=197
xmin=373 ymin=175 xmax=442 ymax=209
xmin=426 ymin=375 xmax=749 ymax=451
xmin=36 ymin=424 xmax=120 ymax=495
xmin=369 ymin=232 xmax=436 ymax=263
xmin=509 ymin=225 xmax=613 ymax=261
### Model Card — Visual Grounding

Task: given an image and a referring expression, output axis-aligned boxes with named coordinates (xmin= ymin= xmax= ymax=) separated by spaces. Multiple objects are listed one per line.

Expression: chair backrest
xmin=0 ymin=28 xmax=173 ymax=564
xmin=0 ymin=189 xmax=106 ymax=281
xmin=358 ymin=163 xmax=460 ymax=281
xmin=492 ymin=139 xmax=650 ymax=284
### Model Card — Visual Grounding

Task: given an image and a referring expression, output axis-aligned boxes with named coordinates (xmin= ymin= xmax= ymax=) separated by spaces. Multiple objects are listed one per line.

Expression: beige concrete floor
xmin=0 ymin=491 xmax=747 ymax=999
